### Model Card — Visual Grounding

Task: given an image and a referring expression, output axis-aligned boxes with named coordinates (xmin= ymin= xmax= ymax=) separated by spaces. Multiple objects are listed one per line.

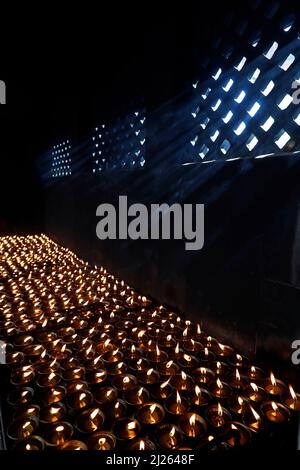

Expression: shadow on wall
xmin=45 ymin=155 xmax=300 ymax=372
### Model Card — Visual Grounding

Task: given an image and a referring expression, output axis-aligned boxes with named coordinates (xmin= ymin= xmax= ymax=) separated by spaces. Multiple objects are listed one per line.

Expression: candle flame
xmin=183 ymin=327 xmax=188 ymax=337
xmin=250 ymin=382 xmax=258 ymax=392
xmin=156 ymin=344 xmax=160 ymax=356
xmin=167 ymin=334 xmax=172 ymax=341
xmin=79 ymin=393 xmax=86 ymax=401
xmin=250 ymin=406 xmax=261 ymax=421
xmin=137 ymin=387 xmax=144 ymax=397
xmin=176 ymin=391 xmax=182 ymax=404
xmin=175 ymin=343 xmax=180 ymax=354
xmin=170 ymin=426 xmax=176 ymax=437
xmin=195 ymin=385 xmax=201 ymax=397
xmin=90 ymin=409 xmax=99 ymax=420
xmin=115 ymin=402 xmax=120 ymax=409
xmin=270 ymin=372 xmax=277 ymax=386
xmin=189 ymin=413 xmax=196 ymax=426
xmin=236 ymin=354 xmax=242 ymax=362
xmin=235 ymin=369 xmax=240 ymax=381
xmin=197 ymin=323 xmax=201 ymax=334
xmin=217 ymin=361 xmax=221 ymax=369
xmin=138 ymin=330 xmax=146 ymax=339
xmin=139 ymin=440 xmax=145 ymax=450
xmin=166 ymin=360 xmax=173 ymax=369
xmin=56 ymin=425 xmax=64 ymax=432
xmin=200 ymin=367 xmax=207 ymax=374
xmin=217 ymin=402 xmax=223 ymax=417
xmin=131 ymin=344 xmax=136 ymax=353
xmin=181 ymin=370 xmax=187 ymax=380
xmin=150 ymin=404 xmax=157 ymax=414
xmin=127 ymin=421 xmax=136 ymax=430
xmin=271 ymin=402 xmax=278 ymax=412
xmin=238 ymin=396 xmax=244 ymax=406
xmin=49 ymin=372 xmax=56 ymax=381
xmin=204 ymin=347 xmax=209 ymax=356
xmin=219 ymin=343 xmax=225 ymax=351
xmin=147 ymin=368 xmax=154 ymax=376
xmin=161 ymin=378 xmax=170 ymax=389
xmin=183 ymin=354 xmax=192 ymax=362
xmin=289 ymin=384 xmax=297 ymax=400
xmin=216 ymin=378 xmax=223 ymax=389
xmin=123 ymin=376 xmax=130 ymax=384
xmin=251 ymin=366 xmax=256 ymax=373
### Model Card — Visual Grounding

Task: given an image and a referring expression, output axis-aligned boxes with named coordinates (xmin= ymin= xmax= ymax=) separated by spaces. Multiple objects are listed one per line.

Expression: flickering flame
xmin=139 ymin=440 xmax=145 ymax=450
xmin=112 ymin=348 xmax=119 ymax=356
xmin=219 ymin=343 xmax=225 ymax=351
xmin=131 ymin=344 xmax=136 ymax=353
xmin=236 ymin=354 xmax=242 ymax=362
xmin=104 ymin=339 xmax=111 ymax=348
xmin=175 ymin=343 xmax=180 ymax=354
xmin=197 ymin=323 xmax=201 ymax=335
xmin=183 ymin=354 xmax=192 ymax=362
xmin=166 ymin=360 xmax=173 ymax=369
xmin=200 ymin=367 xmax=207 ymax=374
xmin=138 ymin=330 xmax=146 ymax=339
xmin=251 ymin=366 xmax=256 ymax=373
xmin=167 ymin=334 xmax=172 ymax=341
xmin=161 ymin=378 xmax=170 ymax=389
xmin=115 ymin=402 xmax=120 ymax=409
xmin=238 ymin=396 xmax=244 ymax=406
xmin=204 ymin=347 xmax=209 ymax=356
xmin=107 ymin=390 xmax=113 ymax=397
xmin=56 ymin=425 xmax=65 ymax=432
xmin=79 ymin=393 xmax=86 ymax=401
xmin=195 ymin=385 xmax=201 ymax=397
xmin=217 ymin=361 xmax=221 ymax=369
xmin=217 ymin=402 xmax=223 ymax=417
xmin=183 ymin=327 xmax=188 ymax=337
xmin=156 ymin=344 xmax=160 ymax=356
xmin=250 ymin=406 xmax=261 ymax=421
xmin=289 ymin=384 xmax=297 ymax=400
xmin=147 ymin=368 xmax=154 ymax=376
xmin=150 ymin=404 xmax=157 ymax=414
xmin=181 ymin=370 xmax=187 ymax=380
xmin=250 ymin=382 xmax=258 ymax=392
xmin=176 ymin=391 xmax=182 ymax=405
xmin=271 ymin=402 xmax=278 ymax=412
xmin=216 ymin=378 xmax=223 ymax=389
xmin=138 ymin=388 xmax=144 ymax=397
xmin=235 ymin=369 xmax=240 ymax=381
xmin=170 ymin=426 xmax=176 ymax=437
xmin=270 ymin=372 xmax=277 ymax=386
xmin=231 ymin=424 xmax=238 ymax=430
xmin=123 ymin=376 xmax=130 ymax=384
xmin=90 ymin=409 xmax=99 ymax=420
xmin=127 ymin=421 xmax=136 ymax=430
xmin=49 ymin=372 xmax=56 ymax=381
xmin=189 ymin=413 xmax=196 ymax=426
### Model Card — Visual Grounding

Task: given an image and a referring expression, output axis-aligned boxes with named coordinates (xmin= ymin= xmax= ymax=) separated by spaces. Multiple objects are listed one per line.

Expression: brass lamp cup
xmin=40 ymin=385 xmax=67 ymax=405
xmin=43 ymin=421 xmax=74 ymax=447
xmin=94 ymin=386 xmax=118 ymax=406
xmin=58 ymin=440 xmax=88 ymax=450
xmin=123 ymin=386 xmax=150 ymax=407
xmin=13 ymin=435 xmax=45 ymax=451
xmin=7 ymin=387 xmax=34 ymax=406
xmin=13 ymin=404 xmax=40 ymax=421
xmin=75 ymin=407 xmax=105 ymax=433
xmin=87 ymin=431 xmax=117 ymax=450
xmin=105 ymin=399 xmax=128 ymax=421
xmin=67 ymin=390 xmax=94 ymax=411
xmin=40 ymin=402 xmax=66 ymax=424
xmin=178 ymin=412 xmax=207 ymax=440
xmin=66 ymin=380 xmax=89 ymax=394
xmin=112 ymin=373 xmax=138 ymax=392
xmin=193 ymin=367 xmax=215 ymax=386
xmin=155 ymin=424 xmax=183 ymax=450
xmin=129 ymin=357 xmax=150 ymax=372
xmin=62 ymin=367 xmax=85 ymax=381
xmin=112 ymin=417 xmax=141 ymax=441
xmin=137 ymin=402 xmax=165 ymax=426
xmin=7 ymin=416 xmax=39 ymax=441
xmin=11 ymin=365 xmax=35 ymax=386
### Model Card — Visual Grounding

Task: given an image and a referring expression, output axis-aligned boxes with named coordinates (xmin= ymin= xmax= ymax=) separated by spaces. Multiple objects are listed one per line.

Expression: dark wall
xmin=44 ymin=155 xmax=300 ymax=374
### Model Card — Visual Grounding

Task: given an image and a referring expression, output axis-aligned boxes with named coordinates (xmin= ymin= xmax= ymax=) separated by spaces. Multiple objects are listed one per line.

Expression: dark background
xmin=1 ymin=1 xmax=300 ymax=379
